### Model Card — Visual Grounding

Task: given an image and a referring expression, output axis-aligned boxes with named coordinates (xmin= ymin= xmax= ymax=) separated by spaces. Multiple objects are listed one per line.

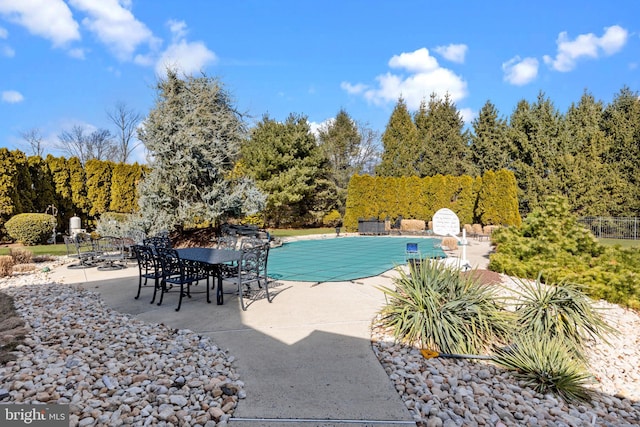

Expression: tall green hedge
xmin=343 ymin=169 xmax=520 ymax=231
xmin=0 ymin=150 xmax=145 ymax=239
xmin=85 ymin=159 xmax=113 ymax=217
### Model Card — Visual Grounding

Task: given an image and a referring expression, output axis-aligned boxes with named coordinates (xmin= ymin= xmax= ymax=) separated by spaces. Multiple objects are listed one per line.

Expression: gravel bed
xmin=0 ymin=271 xmax=243 ymax=427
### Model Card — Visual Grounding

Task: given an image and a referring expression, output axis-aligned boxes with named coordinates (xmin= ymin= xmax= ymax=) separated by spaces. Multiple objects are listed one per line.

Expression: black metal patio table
xmin=176 ymin=248 xmax=242 ymax=305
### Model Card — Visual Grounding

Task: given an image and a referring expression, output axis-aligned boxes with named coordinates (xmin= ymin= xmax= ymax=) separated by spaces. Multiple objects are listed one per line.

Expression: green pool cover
xmin=268 ymin=236 xmax=446 ymax=282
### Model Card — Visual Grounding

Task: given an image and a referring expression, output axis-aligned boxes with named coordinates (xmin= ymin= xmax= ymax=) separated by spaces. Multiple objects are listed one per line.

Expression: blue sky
xmin=1 ymin=1 xmax=638 ymax=164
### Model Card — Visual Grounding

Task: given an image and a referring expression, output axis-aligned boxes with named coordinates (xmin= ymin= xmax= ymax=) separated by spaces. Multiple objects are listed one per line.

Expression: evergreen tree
xmin=85 ymin=159 xmax=113 ymax=217
xmin=68 ymin=156 xmax=90 ymax=218
xmin=317 ymin=109 xmax=361 ymax=212
xmin=0 ymin=149 xmax=18 ymax=232
xmin=137 ymin=70 xmax=265 ymax=233
xmin=109 ymin=163 xmax=143 ymax=213
xmin=11 ymin=150 xmax=35 ymax=214
xmin=376 ymin=97 xmax=419 ymax=177
xmin=602 ymin=86 xmax=640 ymax=214
xmin=470 ymin=101 xmax=511 ymax=174
xmin=508 ymin=93 xmax=566 ymax=215
xmin=27 ymin=155 xmax=56 ymax=213
xmin=46 ymin=155 xmax=75 ymax=233
xmin=562 ymin=91 xmax=623 ymax=215
xmin=415 ymin=93 xmax=474 ymax=177
xmin=242 ymin=113 xmax=337 ymax=227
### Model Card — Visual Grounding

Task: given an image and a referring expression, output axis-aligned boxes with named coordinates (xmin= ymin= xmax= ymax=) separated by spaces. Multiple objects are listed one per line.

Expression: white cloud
xmin=1 ymin=44 xmax=13 ymax=57
xmin=2 ymin=90 xmax=24 ymax=103
xmin=502 ymin=56 xmax=539 ymax=86
xmin=543 ymin=25 xmax=628 ymax=72
xmin=68 ymin=0 xmax=158 ymax=61
xmin=434 ymin=43 xmax=468 ymax=63
xmin=67 ymin=47 xmax=85 ymax=59
xmin=308 ymin=119 xmax=332 ymax=137
xmin=342 ymin=47 xmax=468 ymax=110
xmin=459 ymin=108 xmax=476 ymax=124
xmin=388 ymin=47 xmax=439 ymax=72
xmin=0 ymin=26 xmax=7 ymax=38
xmin=155 ymin=20 xmax=216 ymax=76
xmin=340 ymin=81 xmax=367 ymax=95
xmin=0 ymin=0 xmax=80 ymax=47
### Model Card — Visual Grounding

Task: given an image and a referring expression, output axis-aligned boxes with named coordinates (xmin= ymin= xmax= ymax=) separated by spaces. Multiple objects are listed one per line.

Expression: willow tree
xmin=137 ymin=70 xmax=265 ymax=233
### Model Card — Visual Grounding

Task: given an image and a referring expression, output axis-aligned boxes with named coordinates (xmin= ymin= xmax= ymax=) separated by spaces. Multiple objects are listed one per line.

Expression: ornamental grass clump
xmin=492 ymin=334 xmax=594 ymax=402
xmin=378 ymin=260 xmax=511 ymax=355
xmin=508 ymin=277 xmax=616 ymax=360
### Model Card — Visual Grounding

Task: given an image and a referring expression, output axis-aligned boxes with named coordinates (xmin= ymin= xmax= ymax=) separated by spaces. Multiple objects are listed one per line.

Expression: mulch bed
xmin=461 ymin=269 xmax=503 ymax=285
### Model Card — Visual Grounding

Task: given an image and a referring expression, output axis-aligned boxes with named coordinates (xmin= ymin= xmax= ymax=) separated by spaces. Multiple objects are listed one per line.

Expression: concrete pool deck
xmin=48 ymin=236 xmax=493 ymax=426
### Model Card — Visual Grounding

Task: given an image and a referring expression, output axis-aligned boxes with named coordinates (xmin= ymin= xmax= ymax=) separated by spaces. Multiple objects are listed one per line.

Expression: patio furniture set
xmin=63 ymin=234 xmax=133 ymax=271
xmin=132 ymin=234 xmax=272 ymax=312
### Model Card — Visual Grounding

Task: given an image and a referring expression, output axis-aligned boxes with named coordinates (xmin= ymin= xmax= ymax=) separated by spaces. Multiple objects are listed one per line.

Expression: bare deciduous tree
xmin=107 ymin=101 xmax=143 ymax=163
xmin=354 ymin=121 xmax=381 ymax=175
xmin=20 ymin=127 xmax=45 ymax=157
xmin=57 ymin=125 xmax=117 ymax=164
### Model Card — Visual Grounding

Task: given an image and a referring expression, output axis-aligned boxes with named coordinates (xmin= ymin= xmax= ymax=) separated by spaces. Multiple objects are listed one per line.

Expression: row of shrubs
xmin=342 ymin=169 xmax=521 ymax=231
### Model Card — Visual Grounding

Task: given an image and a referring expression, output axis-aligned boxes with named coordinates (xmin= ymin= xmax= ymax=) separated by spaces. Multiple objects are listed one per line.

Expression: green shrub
xmin=378 ymin=261 xmax=511 ymax=354
xmin=493 ymin=334 xmax=593 ymax=403
xmin=489 ymin=195 xmax=640 ymax=310
xmin=4 ymin=213 xmax=56 ymax=246
xmin=322 ymin=210 xmax=342 ymax=227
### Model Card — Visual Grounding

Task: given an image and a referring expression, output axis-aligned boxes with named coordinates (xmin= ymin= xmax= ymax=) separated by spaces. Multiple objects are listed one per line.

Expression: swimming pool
xmin=267 ymin=236 xmax=445 ymax=282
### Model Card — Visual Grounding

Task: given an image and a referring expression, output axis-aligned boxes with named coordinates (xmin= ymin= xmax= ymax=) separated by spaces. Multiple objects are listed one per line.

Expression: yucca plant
xmin=378 ymin=260 xmax=512 ymax=355
xmin=493 ymin=334 xmax=594 ymax=402
xmin=508 ymin=276 xmax=617 ymax=360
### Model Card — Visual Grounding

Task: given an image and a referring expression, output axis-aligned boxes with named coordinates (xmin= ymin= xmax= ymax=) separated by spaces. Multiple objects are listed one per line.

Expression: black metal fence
xmin=577 ymin=217 xmax=639 ymax=240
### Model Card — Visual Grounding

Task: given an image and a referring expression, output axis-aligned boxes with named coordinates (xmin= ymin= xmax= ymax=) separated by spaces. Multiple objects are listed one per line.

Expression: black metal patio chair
xmin=132 ymin=245 xmax=163 ymax=303
xmin=234 ymin=239 xmax=271 ymax=311
xmin=156 ymin=247 xmax=210 ymax=312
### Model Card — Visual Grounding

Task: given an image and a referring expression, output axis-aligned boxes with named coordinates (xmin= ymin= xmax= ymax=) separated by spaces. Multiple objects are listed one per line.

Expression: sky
xmin=1 ymin=0 xmax=639 ymax=164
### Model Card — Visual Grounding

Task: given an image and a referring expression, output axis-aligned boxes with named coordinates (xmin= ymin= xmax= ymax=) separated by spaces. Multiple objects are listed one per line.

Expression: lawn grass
xmin=0 ymin=243 xmax=69 ymax=257
xmin=598 ymin=238 xmax=640 ymax=248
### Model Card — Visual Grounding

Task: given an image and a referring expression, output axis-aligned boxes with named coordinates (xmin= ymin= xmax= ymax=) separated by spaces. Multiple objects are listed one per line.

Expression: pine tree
xmin=507 ymin=93 xmax=566 ymax=215
xmin=242 ymin=113 xmax=336 ymax=227
xmin=376 ymin=97 xmax=419 ymax=177
xmin=470 ymin=101 xmax=511 ymax=174
xmin=415 ymin=93 xmax=474 ymax=177
xmin=602 ymin=86 xmax=640 ymax=214
xmin=562 ymin=91 xmax=624 ymax=215
xmin=317 ymin=109 xmax=361 ymax=212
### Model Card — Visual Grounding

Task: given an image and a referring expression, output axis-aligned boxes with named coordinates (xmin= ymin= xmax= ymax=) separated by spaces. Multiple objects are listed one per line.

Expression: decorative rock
xmin=0 ymin=277 xmax=243 ymax=426
xmin=170 ymin=395 xmax=188 ymax=407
